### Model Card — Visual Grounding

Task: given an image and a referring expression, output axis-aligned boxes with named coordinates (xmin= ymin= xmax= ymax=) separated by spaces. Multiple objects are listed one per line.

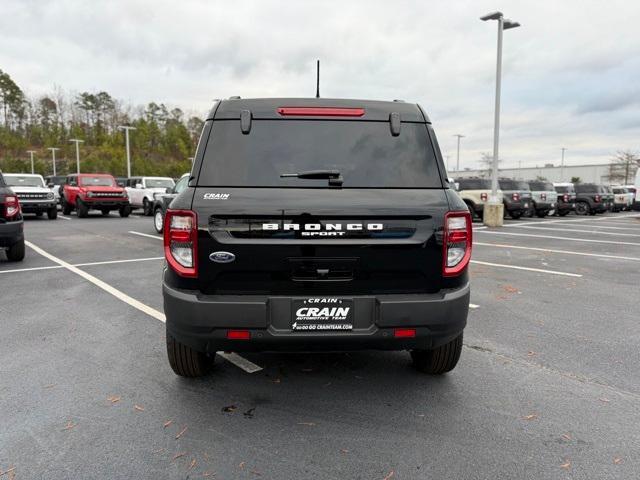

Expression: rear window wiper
xmin=280 ymin=170 xmax=343 ymax=187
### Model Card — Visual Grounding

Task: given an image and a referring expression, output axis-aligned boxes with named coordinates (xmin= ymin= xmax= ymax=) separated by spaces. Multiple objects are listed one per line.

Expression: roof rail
xmin=228 ymin=96 xmax=241 ymax=100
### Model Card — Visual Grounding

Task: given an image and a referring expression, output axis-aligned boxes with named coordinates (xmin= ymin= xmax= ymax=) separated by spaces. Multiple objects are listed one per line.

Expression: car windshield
xmin=145 ymin=178 xmax=175 ymax=188
xmin=80 ymin=176 xmax=115 ymax=187
xmin=199 ymin=120 xmax=442 ymax=188
xmin=554 ymin=185 xmax=574 ymax=193
xmin=499 ymin=180 xmax=530 ymax=191
xmin=4 ymin=175 xmax=44 ymax=187
xmin=47 ymin=176 xmax=66 ymax=186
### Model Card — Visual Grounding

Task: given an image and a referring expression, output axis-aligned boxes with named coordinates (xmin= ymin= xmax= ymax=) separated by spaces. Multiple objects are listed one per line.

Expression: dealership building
xmin=449 ymin=163 xmax=622 ymax=184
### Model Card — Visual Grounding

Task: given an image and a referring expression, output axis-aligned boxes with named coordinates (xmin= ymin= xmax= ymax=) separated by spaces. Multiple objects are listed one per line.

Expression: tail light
xmin=594 ymin=195 xmax=601 ymax=202
xmin=563 ymin=193 xmax=569 ymax=202
xmin=443 ymin=211 xmax=472 ymax=277
xmin=480 ymin=192 xmax=488 ymax=201
xmin=164 ymin=209 xmax=198 ymax=278
xmin=512 ymin=192 xmax=520 ymax=201
xmin=541 ymin=193 xmax=547 ymax=201
xmin=4 ymin=195 xmax=21 ymax=219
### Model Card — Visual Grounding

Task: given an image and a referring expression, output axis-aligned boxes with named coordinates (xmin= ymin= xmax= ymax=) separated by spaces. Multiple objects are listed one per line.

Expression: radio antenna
xmin=315 ymin=60 xmax=320 ymax=98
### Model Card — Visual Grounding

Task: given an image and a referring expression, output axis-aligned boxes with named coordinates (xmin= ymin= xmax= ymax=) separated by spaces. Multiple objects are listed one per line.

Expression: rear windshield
xmin=457 ymin=178 xmax=491 ymax=190
xmin=4 ymin=175 xmax=44 ymax=187
xmin=198 ymin=120 xmax=442 ymax=188
xmin=79 ymin=176 xmax=115 ymax=187
xmin=145 ymin=178 xmax=174 ymax=188
xmin=47 ymin=176 xmax=66 ymax=185
xmin=554 ymin=185 xmax=574 ymax=193
xmin=575 ymin=184 xmax=598 ymax=193
xmin=529 ymin=181 xmax=554 ymax=191
xmin=499 ymin=180 xmax=530 ymax=191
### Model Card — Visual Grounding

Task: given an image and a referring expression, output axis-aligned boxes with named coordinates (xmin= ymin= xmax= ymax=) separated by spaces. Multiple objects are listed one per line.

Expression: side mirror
xmin=135 ymin=183 xmax=143 ymax=189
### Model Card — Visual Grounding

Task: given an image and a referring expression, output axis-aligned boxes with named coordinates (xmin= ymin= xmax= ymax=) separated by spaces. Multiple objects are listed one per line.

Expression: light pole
xmin=560 ymin=147 xmax=567 ymax=181
xmin=481 ymin=11 xmax=520 ymax=226
xmin=27 ymin=150 xmax=36 ymax=174
xmin=69 ymin=139 xmax=84 ymax=174
xmin=454 ymin=134 xmax=465 ymax=172
xmin=118 ymin=125 xmax=137 ymax=178
xmin=47 ymin=147 xmax=60 ymax=176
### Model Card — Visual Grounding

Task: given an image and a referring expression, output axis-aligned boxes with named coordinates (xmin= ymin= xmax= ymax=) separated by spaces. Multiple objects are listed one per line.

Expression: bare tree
xmin=608 ymin=150 xmax=640 ymax=184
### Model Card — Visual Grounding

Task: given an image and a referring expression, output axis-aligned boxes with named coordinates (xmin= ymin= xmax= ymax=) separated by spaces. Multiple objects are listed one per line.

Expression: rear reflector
xmin=394 ymin=328 xmax=416 ymax=338
xmin=480 ymin=192 xmax=488 ymax=201
xmin=227 ymin=330 xmax=251 ymax=340
xmin=277 ymin=107 xmax=365 ymax=117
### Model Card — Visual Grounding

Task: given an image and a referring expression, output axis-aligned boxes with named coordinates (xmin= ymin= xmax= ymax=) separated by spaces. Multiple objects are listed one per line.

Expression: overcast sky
xmin=1 ymin=0 xmax=639 ymax=170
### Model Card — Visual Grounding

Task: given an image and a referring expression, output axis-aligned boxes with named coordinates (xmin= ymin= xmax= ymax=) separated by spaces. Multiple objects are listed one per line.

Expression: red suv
xmin=62 ymin=174 xmax=131 ymax=218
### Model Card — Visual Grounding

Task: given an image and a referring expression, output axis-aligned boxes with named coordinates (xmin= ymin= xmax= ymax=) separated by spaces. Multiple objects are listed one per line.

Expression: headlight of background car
xmin=87 ymin=191 xmax=95 ymax=198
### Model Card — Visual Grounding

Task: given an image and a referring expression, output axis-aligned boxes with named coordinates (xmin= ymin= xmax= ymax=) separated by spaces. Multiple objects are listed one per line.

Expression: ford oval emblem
xmin=209 ymin=251 xmax=236 ymax=263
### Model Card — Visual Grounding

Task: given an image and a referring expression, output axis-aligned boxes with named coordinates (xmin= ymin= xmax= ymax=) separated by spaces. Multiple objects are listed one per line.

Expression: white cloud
xmin=1 ymin=0 xmax=639 ymax=168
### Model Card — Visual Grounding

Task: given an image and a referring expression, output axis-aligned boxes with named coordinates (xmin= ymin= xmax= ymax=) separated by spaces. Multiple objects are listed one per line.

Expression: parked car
xmin=527 ymin=181 xmax=557 ymax=218
xmin=62 ymin=173 xmax=131 ymax=218
xmin=44 ymin=175 xmax=66 ymax=204
xmin=126 ymin=176 xmax=176 ymax=216
xmin=162 ymin=98 xmax=471 ymax=377
xmin=454 ymin=177 xmax=502 ymax=221
xmin=611 ymin=186 xmax=633 ymax=211
xmin=151 ymin=173 xmax=189 ymax=233
xmin=553 ymin=182 xmax=576 ymax=216
xmin=574 ymin=183 xmax=607 ymax=215
xmin=3 ymin=173 xmax=57 ymax=219
xmin=622 ymin=185 xmax=637 ymax=205
xmin=114 ymin=177 xmax=128 ymax=187
xmin=498 ymin=179 xmax=531 ymax=219
xmin=602 ymin=185 xmax=615 ymax=212
xmin=0 ymin=171 xmax=25 ymax=261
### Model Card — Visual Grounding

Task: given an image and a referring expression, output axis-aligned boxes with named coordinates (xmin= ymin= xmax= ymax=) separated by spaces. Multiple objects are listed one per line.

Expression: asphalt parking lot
xmin=1 ymin=211 xmax=639 ymax=479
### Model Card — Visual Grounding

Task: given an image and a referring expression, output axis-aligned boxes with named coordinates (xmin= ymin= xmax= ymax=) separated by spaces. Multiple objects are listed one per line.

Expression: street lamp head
xmin=480 ymin=11 xmax=503 ymax=21
xmin=503 ymin=20 xmax=521 ymax=30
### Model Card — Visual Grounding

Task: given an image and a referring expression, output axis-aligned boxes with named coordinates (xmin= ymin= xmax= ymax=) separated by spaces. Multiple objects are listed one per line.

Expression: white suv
xmin=125 ymin=176 xmax=175 ymax=215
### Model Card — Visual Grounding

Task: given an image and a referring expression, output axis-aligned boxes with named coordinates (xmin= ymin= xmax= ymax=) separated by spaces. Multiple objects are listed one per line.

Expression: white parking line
xmin=129 ymin=231 xmax=162 ymax=240
xmin=475 ymin=242 xmax=640 ymax=262
xmin=23 ymin=241 xmax=262 ymax=374
xmin=507 ymin=225 xmax=640 ymax=237
xmin=469 ymin=303 xmax=480 ymax=309
xmin=503 ymin=214 xmax=640 ymax=228
xmin=476 ymin=230 xmax=640 ymax=246
xmin=546 ymin=222 xmax=640 ymax=231
xmin=471 ymin=259 xmax=582 ymax=277
xmin=0 ymin=256 xmax=164 ymax=275
xmin=58 ymin=215 xmax=72 ymax=220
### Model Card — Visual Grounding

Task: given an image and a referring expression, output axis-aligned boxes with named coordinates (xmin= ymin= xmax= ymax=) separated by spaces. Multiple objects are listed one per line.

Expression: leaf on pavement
xmin=0 ymin=467 xmax=16 ymax=477
xmin=340 ymin=449 xmax=349 ymax=454
xmin=527 ymin=351 xmax=537 ymax=357
xmin=172 ymin=452 xmax=187 ymax=461
xmin=188 ymin=458 xmax=197 ymax=471
xmin=613 ymin=457 xmax=623 ymax=465
xmin=62 ymin=421 xmax=76 ymax=431
xmin=383 ymin=471 xmax=395 ymax=480
xmin=222 ymin=405 xmax=237 ymax=413
xmin=599 ymin=397 xmax=610 ymax=403
xmin=164 ymin=420 xmax=173 ymax=428
xmin=239 ymin=462 xmax=245 ymax=469
xmin=201 ymin=471 xmax=215 ymax=477
xmin=134 ymin=404 xmax=145 ymax=412
xmin=522 ymin=414 xmax=538 ymax=421
xmin=561 ymin=433 xmax=572 ymax=441
xmin=297 ymin=422 xmax=316 ymax=426
xmin=107 ymin=395 xmax=121 ymax=404
xmin=560 ymin=460 xmax=571 ymax=470
xmin=175 ymin=426 xmax=188 ymax=439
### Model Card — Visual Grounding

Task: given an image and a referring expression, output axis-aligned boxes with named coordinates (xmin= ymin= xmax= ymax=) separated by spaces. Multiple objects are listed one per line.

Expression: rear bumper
xmin=556 ymin=201 xmax=575 ymax=212
xmin=0 ymin=220 xmax=24 ymax=248
xmin=163 ymin=279 xmax=470 ymax=353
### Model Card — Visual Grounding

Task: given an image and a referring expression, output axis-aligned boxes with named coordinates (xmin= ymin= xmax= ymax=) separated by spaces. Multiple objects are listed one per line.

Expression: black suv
xmin=0 ymin=171 xmax=25 ymax=261
xmin=574 ymin=183 xmax=607 ymax=215
xmin=498 ymin=179 xmax=531 ymax=219
xmin=162 ymin=98 xmax=472 ymax=377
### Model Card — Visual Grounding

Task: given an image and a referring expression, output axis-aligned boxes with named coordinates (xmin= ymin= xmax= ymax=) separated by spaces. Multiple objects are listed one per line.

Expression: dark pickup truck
xmin=0 ymin=172 xmax=25 ymax=261
xmin=162 ymin=98 xmax=472 ymax=377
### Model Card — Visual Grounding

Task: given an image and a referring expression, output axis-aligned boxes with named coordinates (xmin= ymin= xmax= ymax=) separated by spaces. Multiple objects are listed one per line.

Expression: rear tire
xmin=77 ymin=200 xmax=89 ymax=218
xmin=119 ymin=205 xmax=131 ymax=218
xmin=575 ymin=201 xmax=590 ymax=216
xmin=6 ymin=239 xmax=25 ymax=262
xmin=47 ymin=207 xmax=57 ymax=220
xmin=166 ymin=329 xmax=212 ymax=377
xmin=143 ymin=198 xmax=152 ymax=216
xmin=154 ymin=207 xmax=164 ymax=233
xmin=411 ymin=333 xmax=463 ymax=374
xmin=62 ymin=198 xmax=72 ymax=215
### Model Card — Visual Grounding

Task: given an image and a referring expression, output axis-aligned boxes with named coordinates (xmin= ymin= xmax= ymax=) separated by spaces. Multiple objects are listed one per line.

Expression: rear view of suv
xmin=455 ymin=177 xmax=500 ymax=221
xmin=162 ymin=98 xmax=472 ymax=377
xmin=0 ymin=171 xmax=25 ymax=261
xmin=527 ymin=180 xmax=557 ymax=218
xmin=498 ymin=179 xmax=531 ymax=219
xmin=574 ymin=183 xmax=607 ymax=215
xmin=553 ymin=182 xmax=576 ymax=216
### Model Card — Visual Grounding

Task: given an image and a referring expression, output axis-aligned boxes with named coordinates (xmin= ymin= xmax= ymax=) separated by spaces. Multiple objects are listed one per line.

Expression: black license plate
xmin=291 ymin=298 xmax=353 ymax=331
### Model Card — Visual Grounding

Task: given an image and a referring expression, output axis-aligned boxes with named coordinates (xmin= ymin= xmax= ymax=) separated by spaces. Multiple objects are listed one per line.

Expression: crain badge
xmin=203 ymin=193 xmax=230 ymax=200
xmin=209 ymin=251 xmax=236 ymax=263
